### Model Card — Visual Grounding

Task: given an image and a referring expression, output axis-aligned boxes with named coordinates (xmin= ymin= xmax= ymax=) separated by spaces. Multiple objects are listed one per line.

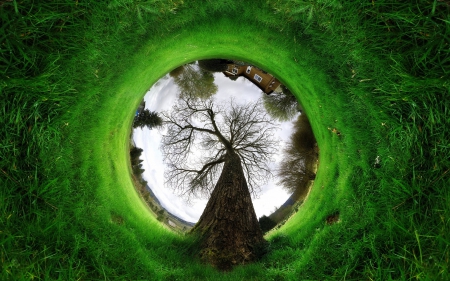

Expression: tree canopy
xmin=161 ymin=95 xmax=279 ymax=199
xmin=169 ymin=63 xmax=218 ymax=100
xmin=277 ymin=114 xmax=317 ymax=198
xmin=263 ymin=85 xmax=300 ymax=122
xmin=197 ymin=59 xmax=232 ymax=72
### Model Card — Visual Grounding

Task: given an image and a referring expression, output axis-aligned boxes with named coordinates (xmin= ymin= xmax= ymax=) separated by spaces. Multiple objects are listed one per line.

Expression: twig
xmin=1 ymin=168 xmax=19 ymax=184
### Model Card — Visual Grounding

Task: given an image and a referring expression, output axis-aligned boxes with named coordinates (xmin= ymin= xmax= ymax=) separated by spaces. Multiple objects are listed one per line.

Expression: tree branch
xmin=160 ymin=95 xmax=279 ymax=199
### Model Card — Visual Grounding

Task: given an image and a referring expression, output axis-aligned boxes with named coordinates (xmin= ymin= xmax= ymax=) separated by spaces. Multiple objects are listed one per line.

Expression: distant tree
xmin=131 ymin=157 xmax=143 ymax=167
xmin=277 ymin=114 xmax=317 ymax=199
xmin=231 ymin=60 xmax=247 ymax=66
xmin=169 ymin=65 xmax=185 ymax=77
xmin=259 ymin=215 xmax=277 ymax=233
xmin=133 ymin=109 xmax=163 ymax=129
xmin=132 ymin=163 xmax=145 ymax=175
xmin=198 ymin=59 xmax=232 ymax=72
xmin=263 ymin=85 xmax=300 ymax=122
xmin=169 ymin=63 xmax=218 ymax=100
xmin=161 ymin=95 xmax=278 ymax=269
xmin=130 ymin=146 xmax=146 ymax=179
xmin=130 ymin=147 xmax=143 ymax=159
xmin=156 ymin=209 xmax=166 ymax=222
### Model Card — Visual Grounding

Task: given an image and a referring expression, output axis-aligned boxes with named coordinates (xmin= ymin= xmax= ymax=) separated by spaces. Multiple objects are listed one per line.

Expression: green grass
xmin=1 ymin=0 xmax=449 ymax=280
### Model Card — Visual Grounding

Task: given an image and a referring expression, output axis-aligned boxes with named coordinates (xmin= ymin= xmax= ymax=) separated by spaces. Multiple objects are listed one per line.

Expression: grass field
xmin=1 ymin=0 xmax=449 ymax=280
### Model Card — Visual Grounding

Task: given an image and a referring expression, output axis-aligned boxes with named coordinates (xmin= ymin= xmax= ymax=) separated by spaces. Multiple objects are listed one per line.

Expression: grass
xmin=1 ymin=0 xmax=449 ymax=280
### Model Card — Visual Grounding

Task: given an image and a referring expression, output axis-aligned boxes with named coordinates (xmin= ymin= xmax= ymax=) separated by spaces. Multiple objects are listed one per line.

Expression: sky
xmin=133 ymin=69 xmax=297 ymax=223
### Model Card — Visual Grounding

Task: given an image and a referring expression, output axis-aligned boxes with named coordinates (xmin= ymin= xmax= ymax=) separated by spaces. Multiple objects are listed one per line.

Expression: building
xmin=223 ymin=64 xmax=282 ymax=95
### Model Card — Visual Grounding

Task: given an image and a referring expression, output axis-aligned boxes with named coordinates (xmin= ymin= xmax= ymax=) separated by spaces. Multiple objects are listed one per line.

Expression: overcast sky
xmin=133 ymin=70 xmax=297 ymax=223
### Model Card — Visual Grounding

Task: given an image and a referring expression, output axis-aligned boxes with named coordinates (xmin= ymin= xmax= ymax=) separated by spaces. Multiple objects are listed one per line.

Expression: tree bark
xmin=190 ymin=151 xmax=266 ymax=270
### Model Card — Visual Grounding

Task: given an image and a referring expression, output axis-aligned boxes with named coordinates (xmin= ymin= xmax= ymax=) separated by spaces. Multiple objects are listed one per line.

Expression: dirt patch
xmin=110 ymin=212 xmax=124 ymax=225
xmin=326 ymin=212 xmax=340 ymax=225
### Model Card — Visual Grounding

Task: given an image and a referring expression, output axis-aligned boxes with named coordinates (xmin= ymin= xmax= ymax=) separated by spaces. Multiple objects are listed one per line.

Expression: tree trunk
xmin=190 ymin=152 xmax=266 ymax=270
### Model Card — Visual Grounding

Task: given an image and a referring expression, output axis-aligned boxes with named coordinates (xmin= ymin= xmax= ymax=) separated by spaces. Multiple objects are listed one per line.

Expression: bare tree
xmin=161 ymin=96 xmax=278 ymax=198
xmin=160 ymin=95 xmax=279 ymax=269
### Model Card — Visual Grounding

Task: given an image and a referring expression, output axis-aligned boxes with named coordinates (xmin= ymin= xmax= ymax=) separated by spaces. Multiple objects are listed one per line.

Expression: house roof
xmin=223 ymin=64 xmax=281 ymax=94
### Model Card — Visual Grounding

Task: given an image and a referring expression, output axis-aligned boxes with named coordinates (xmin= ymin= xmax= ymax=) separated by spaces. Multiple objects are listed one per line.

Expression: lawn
xmin=1 ymin=0 xmax=449 ymax=280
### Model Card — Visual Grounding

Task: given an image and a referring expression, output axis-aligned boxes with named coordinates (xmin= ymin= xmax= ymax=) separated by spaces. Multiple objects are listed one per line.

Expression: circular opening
xmin=130 ymin=59 xmax=319 ymax=233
